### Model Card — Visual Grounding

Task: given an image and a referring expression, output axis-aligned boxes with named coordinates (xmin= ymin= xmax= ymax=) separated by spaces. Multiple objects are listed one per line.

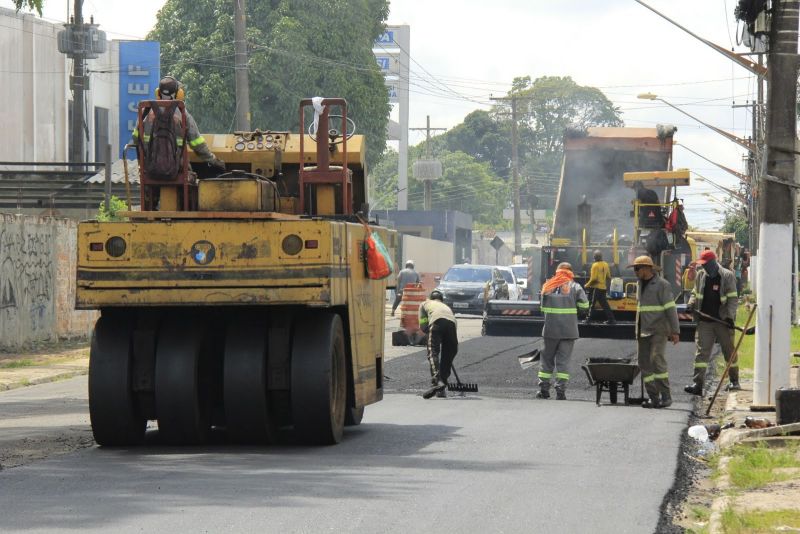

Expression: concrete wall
xmin=0 ymin=213 xmax=97 ymax=349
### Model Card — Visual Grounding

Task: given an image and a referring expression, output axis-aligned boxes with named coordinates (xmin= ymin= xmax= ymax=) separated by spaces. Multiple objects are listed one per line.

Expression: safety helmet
xmin=155 ymin=76 xmax=185 ymax=101
xmin=429 ymin=290 xmax=443 ymax=301
xmin=405 ymin=259 xmax=414 ymax=267
xmin=627 ymin=255 xmax=655 ymax=269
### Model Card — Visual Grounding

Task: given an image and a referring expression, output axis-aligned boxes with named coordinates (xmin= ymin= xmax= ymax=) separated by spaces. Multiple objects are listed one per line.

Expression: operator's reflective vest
xmin=686 ymin=266 xmax=739 ymax=321
xmin=131 ymin=107 xmax=216 ymax=163
xmin=635 ymin=275 xmax=680 ymax=337
xmin=418 ymin=299 xmax=456 ymax=332
xmin=540 ymin=281 xmax=589 ymax=339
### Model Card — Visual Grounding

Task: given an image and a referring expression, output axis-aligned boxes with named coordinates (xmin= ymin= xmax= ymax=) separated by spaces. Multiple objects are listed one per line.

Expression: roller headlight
xmin=105 ymin=236 xmax=127 ymax=257
xmin=281 ymin=234 xmax=303 ymax=255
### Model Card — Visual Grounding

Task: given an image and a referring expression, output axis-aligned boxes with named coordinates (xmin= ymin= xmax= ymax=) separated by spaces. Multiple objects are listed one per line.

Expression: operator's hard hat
xmin=696 ymin=250 xmax=717 ymax=265
xmin=156 ymin=75 xmax=185 ymax=101
xmin=627 ymin=255 xmax=655 ymax=268
xmin=429 ymin=289 xmax=443 ymax=301
xmin=405 ymin=259 xmax=414 ymax=266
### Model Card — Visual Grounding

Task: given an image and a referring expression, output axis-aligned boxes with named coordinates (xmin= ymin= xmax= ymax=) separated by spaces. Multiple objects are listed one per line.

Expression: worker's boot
xmin=725 ymin=381 xmax=741 ymax=391
xmin=535 ymin=388 xmax=550 ymax=399
xmin=436 ymin=387 xmax=447 ymax=398
xmin=555 ymin=388 xmax=567 ymax=401
xmin=684 ymin=383 xmax=703 ymax=396
xmin=660 ymin=391 xmax=673 ymax=408
xmin=642 ymin=396 xmax=663 ymax=409
xmin=422 ymin=379 xmax=447 ymax=400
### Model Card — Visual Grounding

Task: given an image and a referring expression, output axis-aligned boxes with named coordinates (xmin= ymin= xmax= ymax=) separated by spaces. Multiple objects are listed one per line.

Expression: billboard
xmin=118 ymin=41 xmax=160 ymax=158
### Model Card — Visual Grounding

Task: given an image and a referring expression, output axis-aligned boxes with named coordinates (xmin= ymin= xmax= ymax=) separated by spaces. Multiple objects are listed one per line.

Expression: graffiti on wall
xmin=0 ymin=216 xmax=55 ymax=347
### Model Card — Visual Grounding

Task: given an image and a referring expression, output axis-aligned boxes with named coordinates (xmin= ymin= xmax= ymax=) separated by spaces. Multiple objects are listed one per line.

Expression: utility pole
xmin=491 ymin=94 xmax=524 ymax=256
xmin=410 ymin=116 xmax=445 ymax=210
xmin=233 ymin=0 xmax=251 ymax=131
xmin=70 ymin=0 xmax=86 ymax=164
xmin=753 ymin=0 xmax=798 ymax=408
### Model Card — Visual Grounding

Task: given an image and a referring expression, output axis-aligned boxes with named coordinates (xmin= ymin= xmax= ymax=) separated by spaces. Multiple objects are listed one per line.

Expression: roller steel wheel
xmin=155 ymin=317 xmax=212 ymax=444
xmin=224 ymin=317 xmax=275 ymax=443
xmin=291 ymin=312 xmax=346 ymax=444
xmin=89 ymin=315 xmax=146 ymax=446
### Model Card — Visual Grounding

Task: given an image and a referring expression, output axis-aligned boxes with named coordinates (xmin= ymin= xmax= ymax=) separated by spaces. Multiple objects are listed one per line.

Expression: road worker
xmin=584 ymin=249 xmax=616 ymax=325
xmin=132 ymin=76 xmax=225 ymax=172
xmin=537 ymin=262 xmax=590 ymax=400
xmin=419 ymin=290 xmax=458 ymax=399
xmin=631 ymin=255 xmax=680 ymax=408
xmin=391 ymin=260 xmax=421 ymax=317
xmin=685 ymin=250 xmax=740 ymax=395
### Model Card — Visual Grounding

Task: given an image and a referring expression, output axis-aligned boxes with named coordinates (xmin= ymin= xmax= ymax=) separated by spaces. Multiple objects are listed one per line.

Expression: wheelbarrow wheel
xmin=609 ymin=382 xmax=618 ymax=404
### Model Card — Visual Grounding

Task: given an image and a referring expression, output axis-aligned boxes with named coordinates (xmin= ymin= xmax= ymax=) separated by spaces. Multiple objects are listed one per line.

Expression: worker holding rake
xmin=419 ymin=290 xmax=458 ymax=399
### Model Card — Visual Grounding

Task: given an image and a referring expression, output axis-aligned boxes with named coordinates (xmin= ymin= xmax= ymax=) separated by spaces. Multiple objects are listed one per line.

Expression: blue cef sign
xmin=118 ymin=41 xmax=160 ymax=158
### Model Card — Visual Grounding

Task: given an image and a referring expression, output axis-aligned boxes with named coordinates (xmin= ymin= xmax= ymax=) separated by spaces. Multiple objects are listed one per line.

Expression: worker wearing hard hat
xmin=685 ymin=250 xmax=740 ymax=395
xmin=536 ymin=262 xmax=590 ymax=400
xmin=391 ymin=260 xmax=421 ymax=316
xmin=630 ymin=255 xmax=680 ymax=409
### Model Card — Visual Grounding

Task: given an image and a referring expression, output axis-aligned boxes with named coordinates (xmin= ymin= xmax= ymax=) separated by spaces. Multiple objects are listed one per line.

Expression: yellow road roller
xmin=77 ymin=98 xmax=395 ymax=446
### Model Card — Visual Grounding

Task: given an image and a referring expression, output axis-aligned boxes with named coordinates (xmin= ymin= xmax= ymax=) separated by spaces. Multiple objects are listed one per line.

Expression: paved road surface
xmin=0 ymin=313 xmax=700 ymax=533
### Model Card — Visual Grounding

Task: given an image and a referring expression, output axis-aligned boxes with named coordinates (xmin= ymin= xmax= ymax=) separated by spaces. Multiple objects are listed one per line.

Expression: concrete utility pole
xmin=753 ymin=0 xmax=798 ymax=408
xmin=70 ymin=0 xmax=86 ymax=164
xmin=410 ymin=116 xmax=445 ymax=211
xmin=491 ymin=94 xmax=524 ymax=255
xmin=233 ymin=0 xmax=251 ymax=131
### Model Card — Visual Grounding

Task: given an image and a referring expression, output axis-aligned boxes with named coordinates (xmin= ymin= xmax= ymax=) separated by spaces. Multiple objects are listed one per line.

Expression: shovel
xmin=517 ymin=348 xmax=541 ymax=370
xmin=695 ymin=310 xmax=755 ymax=335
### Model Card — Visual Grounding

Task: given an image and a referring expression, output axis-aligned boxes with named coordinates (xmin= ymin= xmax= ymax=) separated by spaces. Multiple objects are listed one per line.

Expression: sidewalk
xmin=681 ymin=370 xmax=800 ymax=533
xmin=0 ymin=346 xmax=89 ymax=391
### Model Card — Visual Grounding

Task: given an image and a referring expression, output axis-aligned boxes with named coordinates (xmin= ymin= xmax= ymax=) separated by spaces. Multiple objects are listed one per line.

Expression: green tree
xmin=369 ymin=145 xmax=507 ymax=225
xmin=149 ymin=0 xmax=390 ymax=168
xmin=369 ymin=148 xmax=401 ymax=210
xmin=721 ymin=210 xmax=750 ymax=248
xmin=12 ymin=0 xmax=42 ymax=15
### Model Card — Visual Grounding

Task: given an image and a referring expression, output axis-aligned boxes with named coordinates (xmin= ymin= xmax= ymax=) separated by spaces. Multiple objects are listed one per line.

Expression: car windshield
xmin=512 ymin=266 xmax=527 ymax=279
xmin=443 ymin=267 xmax=493 ymax=283
xmin=499 ymin=270 xmax=514 ymax=284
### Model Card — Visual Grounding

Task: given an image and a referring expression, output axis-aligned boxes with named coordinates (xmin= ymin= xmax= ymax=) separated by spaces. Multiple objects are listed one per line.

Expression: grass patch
xmin=733 ymin=305 xmax=800 ymax=371
xmin=690 ymin=505 xmax=711 ymax=522
xmin=0 ymin=359 xmax=35 ymax=369
xmin=721 ymin=508 xmax=800 ymax=533
xmin=727 ymin=443 xmax=800 ymax=490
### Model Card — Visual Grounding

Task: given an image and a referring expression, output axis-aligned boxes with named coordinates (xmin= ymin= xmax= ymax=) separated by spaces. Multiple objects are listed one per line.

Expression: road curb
xmin=0 ymin=369 xmax=88 ymax=392
xmin=708 ymin=456 xmax=731 ymax=534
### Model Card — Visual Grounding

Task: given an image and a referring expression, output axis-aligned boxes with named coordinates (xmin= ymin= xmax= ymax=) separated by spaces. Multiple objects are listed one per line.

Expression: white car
xmin=511 ymin=263 xmax=529 ymax=298
xmin=497 ymin=266 xmax=522 ymax=301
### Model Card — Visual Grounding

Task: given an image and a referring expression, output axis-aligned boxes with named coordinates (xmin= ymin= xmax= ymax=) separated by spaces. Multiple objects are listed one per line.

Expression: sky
xmin=4 ymin=0 xmax=763 ymax=229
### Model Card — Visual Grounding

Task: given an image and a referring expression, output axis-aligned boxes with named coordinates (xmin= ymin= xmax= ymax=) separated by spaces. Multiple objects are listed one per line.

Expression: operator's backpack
xmin=142 ymin=101 xmax=185 ymax=180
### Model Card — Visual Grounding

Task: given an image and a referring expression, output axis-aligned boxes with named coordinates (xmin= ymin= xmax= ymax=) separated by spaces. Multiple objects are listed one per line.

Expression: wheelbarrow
xmin=581 ymin=357 xmax=640 ymax=406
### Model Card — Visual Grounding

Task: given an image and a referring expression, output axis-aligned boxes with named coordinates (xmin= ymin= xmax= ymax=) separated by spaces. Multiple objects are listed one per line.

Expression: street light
xmin=637 ymin=93 xmax=756 ymax=153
